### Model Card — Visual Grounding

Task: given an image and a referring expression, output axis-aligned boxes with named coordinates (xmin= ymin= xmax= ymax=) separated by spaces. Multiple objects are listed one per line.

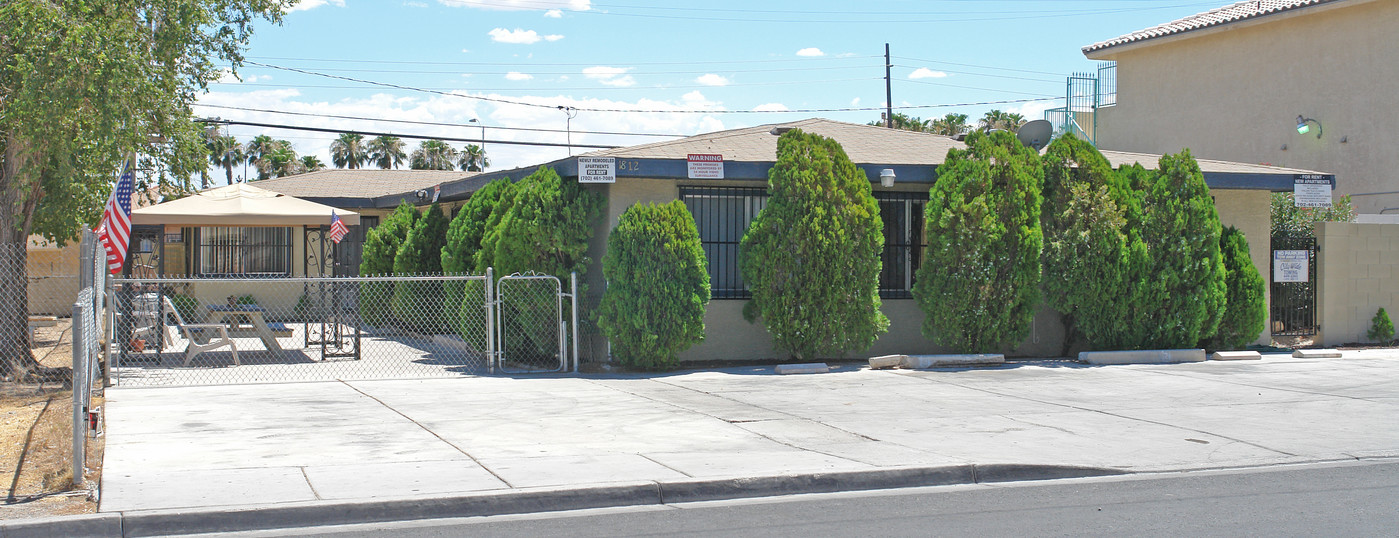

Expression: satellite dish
xmin=1016 ymin=120 xmax=1054 ymax=151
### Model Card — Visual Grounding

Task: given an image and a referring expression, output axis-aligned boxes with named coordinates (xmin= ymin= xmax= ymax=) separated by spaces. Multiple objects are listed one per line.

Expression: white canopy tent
xmin=131 ymin=183 xmax=359 ymax=227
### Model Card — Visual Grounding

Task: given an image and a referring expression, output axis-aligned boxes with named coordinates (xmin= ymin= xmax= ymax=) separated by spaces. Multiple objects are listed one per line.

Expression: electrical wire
xmin=194 ymin=103 xmax=689 ymax=137
xmin=199 ymin=119 xmax=623 ymax=149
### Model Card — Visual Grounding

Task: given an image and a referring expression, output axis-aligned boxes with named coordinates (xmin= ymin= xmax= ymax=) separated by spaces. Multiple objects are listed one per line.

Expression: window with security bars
xmin=679 ymin=187 xmax=925 ymax=300
xmin=193 ymin=226 xmax=293 ymax=276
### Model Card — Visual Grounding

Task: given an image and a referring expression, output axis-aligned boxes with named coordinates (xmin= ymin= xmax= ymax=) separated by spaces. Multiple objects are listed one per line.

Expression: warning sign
xmin=578 ymin=157 xmax=615 ymax=184
xmin=687 ymin=154 xmax=724 ymax=179
xmin=1273 ymin=250 xmax=1309 ymax=283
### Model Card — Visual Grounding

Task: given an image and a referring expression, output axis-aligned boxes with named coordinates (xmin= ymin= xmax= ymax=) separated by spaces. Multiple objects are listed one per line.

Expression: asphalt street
xmin=181 ymin=459 xmax=1399 ymax=537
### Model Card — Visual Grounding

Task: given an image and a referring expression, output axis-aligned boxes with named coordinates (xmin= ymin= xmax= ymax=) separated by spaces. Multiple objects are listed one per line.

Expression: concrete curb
xmin=12 ymin=464 xmax=1129 ymax=537
xmin=0 ymin=512 xmax=121 ymax=538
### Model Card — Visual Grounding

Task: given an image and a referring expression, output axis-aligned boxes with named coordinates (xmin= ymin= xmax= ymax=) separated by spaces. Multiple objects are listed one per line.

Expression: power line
xmin=210 ymin=76 xmax=886 ymax=92
xmin=194 ymin=104 xmax=689 ymax=138
xmin=248 ymin=55 xmax=882 ymax=67
xmin=437 ymin=0 xmax=1219 ymax=23
xmin=200 ymin=119 xmax=621 ymax=149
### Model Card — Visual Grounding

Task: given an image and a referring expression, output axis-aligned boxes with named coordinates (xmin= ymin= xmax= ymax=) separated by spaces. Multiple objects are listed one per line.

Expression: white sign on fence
xmin=1273 ymin=249 xmax=1309 ymax=283
xmin=687 ymin=154 xmax=724 ymax=179
xmin=1293 ymin=174 xmax=1332 ymax=208
xmin=578 ymin=157 xmax=616 ymax=183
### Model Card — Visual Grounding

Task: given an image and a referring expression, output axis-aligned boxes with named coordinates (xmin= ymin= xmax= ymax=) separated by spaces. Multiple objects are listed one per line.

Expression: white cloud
xmin=850 ymin=97 xmax=861 ymax=106
xmin=695 ymin=74 xmax=729 ymax=87
xmin=404 ymin=1 xmax=428 ymax=7
xmin=439 ymin=0 xmax=590 ymax=11
xmin=544 ymin=9 xmax=563 ymax=17
xmin=909 ymin=68 xmax=949 ymax=79
xmin=795 ymin=47 xmax=825 ymax=57
xmin=583 ymin=66 xmax=636 ymax=87
xmin=752 ymin=103 xmax=789 ymax=112
xmin=504 ymin=71 xmax=533 ymax=81
xmin=1006 ymin=100 xmax=1057 ymax=123
xmin=488 ymin=28 xmax=564 ymax=44
xmin=288 ymin=0 xmax=344 ymax=12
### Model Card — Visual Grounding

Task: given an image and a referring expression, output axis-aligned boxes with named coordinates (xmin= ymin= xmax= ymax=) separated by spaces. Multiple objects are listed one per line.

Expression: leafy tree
xmin=1129 ymin=150 xmax=1227 ymax=349
xmin=410 ymin=139 xmax=458 ymax=170
xmin=597 ymin=201 xmax=710 ymax=370
xmin=1039 ymin=133 xmax=1139 ymax=352
xmin=442 ymin=178 xmax=515 ymax=344
xmin=358 ymin=202 xmax=419 ymax=327
xmin=1203 ymin=226 xmax=1267 ymax=350
xmin=1271 ymin=192 xmax=1355 ymax=238
xmin=330 ymin=132 xmax=369 ymax=169
xmin=0 ymin=0 xmax=287 ymax=378
xmin=913 ymin=130 xmax=1042 ymax=353
xmin=868 ymin=112 xmax=927 ymax=132
xmin=978 ymin=109 xmax=1026 ymax=131
xmin=392 ymin=203 xmax=449 ymax=332
xmin=457 ymin=144 xmax=490 ymax=172
xmin=739 ymin=129 xmax=888 ymax=360
xmin=367 ymin=135 xmax=407 ymax=170
xmin=205 ymin=128 xmax=244 ymax=186
xmin=928 ymin=113 xmax=971 ymax=136
xmin=298 ymin=155 xmax=327 ymax=172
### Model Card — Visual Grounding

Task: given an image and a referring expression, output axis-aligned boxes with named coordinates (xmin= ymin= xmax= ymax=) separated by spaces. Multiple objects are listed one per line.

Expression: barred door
xmin=1270 ymin=236 xmax=1318 ymax=337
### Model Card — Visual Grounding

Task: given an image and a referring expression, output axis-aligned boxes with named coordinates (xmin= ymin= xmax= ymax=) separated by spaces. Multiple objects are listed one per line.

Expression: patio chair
xmin=161 ymin=296 xmax=240 ymax=367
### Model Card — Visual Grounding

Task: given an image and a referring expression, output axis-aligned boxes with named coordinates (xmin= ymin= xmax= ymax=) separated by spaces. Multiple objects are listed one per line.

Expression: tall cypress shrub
xmin=442 ymin=178 xmax=516 ymax=345
xmin=739 ymin=129 xmax=888 ymax=360
xmin=1040 ymin=134 xmax=1136 ymax=351
xmin=357 ymin=202 xmax=419 ymax=328
xmin=913 ymin=130 xmax=1042 ymax=353
xmin=596 ymin=201 xmax=710 ymax=370
xmin=1129 ymin=150 xmax=1227 ymax=349
xmin=1203 ymin=226 xmax=1267 ymax=350
xmin=391 ymin=202 xmax=449 ymax=332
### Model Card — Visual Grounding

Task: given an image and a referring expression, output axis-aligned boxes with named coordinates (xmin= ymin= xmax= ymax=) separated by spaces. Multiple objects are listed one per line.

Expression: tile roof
xmin=246 ymin=169 xmax=475 ymax=199
xmin=1083 ymin=0 xmax=1345 ymax=54
xmin=584 ymin=118 xmax=1325 ymax=176
xmin=581 ymin=118 xmax=965 ymax=166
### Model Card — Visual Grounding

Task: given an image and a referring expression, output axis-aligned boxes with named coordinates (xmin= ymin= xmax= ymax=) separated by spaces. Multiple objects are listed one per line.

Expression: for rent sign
xmin=578 ymin=157 xmax=616 ymax=183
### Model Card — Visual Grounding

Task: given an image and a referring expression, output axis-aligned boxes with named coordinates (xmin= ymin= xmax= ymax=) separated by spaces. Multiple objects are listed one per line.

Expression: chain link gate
xmin=493 ymin=273 xmax=573 ymax=373
xmin=1270 ymin=235 xmax=1319 ymax=337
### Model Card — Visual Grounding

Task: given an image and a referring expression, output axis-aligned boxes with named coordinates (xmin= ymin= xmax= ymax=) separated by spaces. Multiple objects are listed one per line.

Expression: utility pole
xmin=884 ymin=43 xmax=893 ymax=129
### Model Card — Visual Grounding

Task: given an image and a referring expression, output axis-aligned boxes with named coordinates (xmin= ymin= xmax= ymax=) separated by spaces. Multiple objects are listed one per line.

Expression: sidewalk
xmin=85 ymin=350 xmax=1399 ymax=534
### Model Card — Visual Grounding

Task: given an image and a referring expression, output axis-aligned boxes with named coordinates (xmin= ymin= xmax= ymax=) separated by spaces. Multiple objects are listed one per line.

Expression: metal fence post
xmin=485 ymin=267 xmax=495 ymax=374
xmin=71 ymin=300 xmax=87 ymax=489
xmin=571 ymin=272 xmax=579 ymax=373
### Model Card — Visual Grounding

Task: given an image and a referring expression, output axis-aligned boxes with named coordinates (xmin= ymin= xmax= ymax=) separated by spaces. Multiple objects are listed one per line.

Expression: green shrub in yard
xmin=358 ymin=201 xmax=419 ymax=328
xmin=913 ymin=130 xmax=1042 ymax=354
xmin=739 ymin=129 xmax=887 ymax=361
xmin=597 ymin=201 xmax=710 ymax=370
xmin=1202 ymin=226 xmax=1268 ymax=350
xmin=1369 ymin=308 xmax=1395 ymax=343
xmin=391 ymin=202 xmax=448 ymax=332
xmin=442 ymin=178 xmax=516 ymax=346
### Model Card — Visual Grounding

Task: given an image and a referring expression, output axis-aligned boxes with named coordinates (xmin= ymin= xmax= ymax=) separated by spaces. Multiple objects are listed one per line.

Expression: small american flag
xmin=96 ymin=160 xmax=134 ymax=275
xmin=329 ymin=211 xmax=349 ymax=244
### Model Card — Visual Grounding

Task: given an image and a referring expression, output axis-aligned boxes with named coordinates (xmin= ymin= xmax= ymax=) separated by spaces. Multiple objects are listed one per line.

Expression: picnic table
xmin=205 ymin=304 xmax=285 ymax=354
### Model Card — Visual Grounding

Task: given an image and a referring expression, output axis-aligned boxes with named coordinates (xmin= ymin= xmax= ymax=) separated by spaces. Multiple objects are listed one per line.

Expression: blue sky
xmin=198 ymin=0 xmax=1230 ymax=179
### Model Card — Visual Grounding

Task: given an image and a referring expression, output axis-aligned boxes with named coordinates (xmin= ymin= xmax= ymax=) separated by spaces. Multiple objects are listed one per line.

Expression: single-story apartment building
xmin=181 ymin=119 xmax=1333 ymax=360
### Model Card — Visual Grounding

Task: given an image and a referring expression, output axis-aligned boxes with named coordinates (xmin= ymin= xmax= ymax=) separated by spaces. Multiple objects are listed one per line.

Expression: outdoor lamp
xmin=880 ymin=168 xmax=896 ymax=188
xmin=1296 ymin=116 xmax=1322 ymax=139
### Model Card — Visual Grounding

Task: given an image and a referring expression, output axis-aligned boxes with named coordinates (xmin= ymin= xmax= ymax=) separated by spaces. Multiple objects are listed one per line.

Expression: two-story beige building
xmin=1083 ymin=0 xmax=1397 ymax=214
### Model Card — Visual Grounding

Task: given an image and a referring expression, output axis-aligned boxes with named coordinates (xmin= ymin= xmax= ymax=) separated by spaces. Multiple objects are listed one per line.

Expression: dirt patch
xmin=0 ymin=319 xmax=103 ymax=520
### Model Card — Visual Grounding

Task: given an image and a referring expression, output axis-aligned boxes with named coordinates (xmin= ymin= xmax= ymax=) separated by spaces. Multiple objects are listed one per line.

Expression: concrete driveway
xmin=99 ymin=350 xmax=1399 ymax=514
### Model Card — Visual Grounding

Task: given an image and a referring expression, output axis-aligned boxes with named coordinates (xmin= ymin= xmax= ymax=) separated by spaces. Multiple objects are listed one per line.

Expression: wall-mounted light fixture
xmin=1296 ymin=115 xmax=1322 ymax=139
xmin=880 ymin=168 xmax=896 ymax=188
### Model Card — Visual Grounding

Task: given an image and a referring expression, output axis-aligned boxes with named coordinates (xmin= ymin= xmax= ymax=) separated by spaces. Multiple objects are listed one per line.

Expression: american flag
xmin=329 ymin=211 xmax=349 ymax=244
xmin=96 ymin=160 xmax=134 ymax=275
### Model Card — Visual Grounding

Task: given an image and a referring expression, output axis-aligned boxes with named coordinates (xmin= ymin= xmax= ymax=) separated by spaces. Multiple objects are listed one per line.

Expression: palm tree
xmin=928 ymin=113 xmax=970 ymax=136
xmin=206 ymin=129 xmax=244 ymax=186
xmin=456 ymin=144 xmax=490 ymax=172
xmin=253 ymin=139 xmax=300 ymax=179
xmin=244 ymin=134 xmax=280 ymax=180
xmin=330 ymin=132 xmax=369 ymax=169
xmin=409 ymin=139 xmax=458 ymax=170
xmin=299 ymin=155 xmax=327 ymax=173
xmin=367 ymin=135 xmax=407 ymax=170
xmin=868 ymin=112 xmax=928 ymax=132
xmin=979 ymin=110 xmax=1027 ymax=132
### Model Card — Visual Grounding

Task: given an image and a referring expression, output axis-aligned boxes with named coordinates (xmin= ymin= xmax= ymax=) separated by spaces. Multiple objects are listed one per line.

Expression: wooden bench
xmin=27 ymin=316 xmax=58 ymax=344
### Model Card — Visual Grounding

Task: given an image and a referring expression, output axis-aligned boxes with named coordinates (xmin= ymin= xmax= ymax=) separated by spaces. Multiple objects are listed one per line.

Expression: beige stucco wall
xmin=26 ymin=241 xmax=82 ymax=316
xmin=1315 ymin=221 xmax=1399 ymax=345
xmin=1091 ymin=0 xmax=1399 ymax=213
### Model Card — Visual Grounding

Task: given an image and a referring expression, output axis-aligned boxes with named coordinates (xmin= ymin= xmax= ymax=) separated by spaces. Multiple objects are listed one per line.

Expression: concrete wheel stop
xmin=868 ymin=354 xmax=1005 ymax=369
xmin=1078 ymin=349 xmax=1205 ymax=365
